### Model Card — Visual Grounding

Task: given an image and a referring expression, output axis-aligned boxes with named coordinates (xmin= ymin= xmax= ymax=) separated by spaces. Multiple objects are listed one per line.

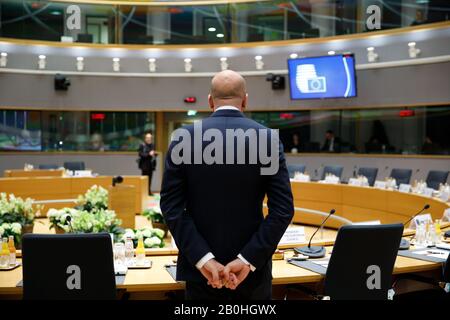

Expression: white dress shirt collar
xmin=214 ymin=106 xmax=240 ymax=112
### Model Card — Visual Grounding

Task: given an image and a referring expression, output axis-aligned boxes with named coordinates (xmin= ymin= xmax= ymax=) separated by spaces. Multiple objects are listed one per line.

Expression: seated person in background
xmin=90 ymin=133 xmax=106 ymax=151
xmin=411 ymin=10 xmax=428 ymax=26
xmin=422 ymin=136 xmax=441 ymax=155
xmin=321 ymin=130 xmax=341 ymax=153
xmin=289 ymin=133 xmax=304 ymax=153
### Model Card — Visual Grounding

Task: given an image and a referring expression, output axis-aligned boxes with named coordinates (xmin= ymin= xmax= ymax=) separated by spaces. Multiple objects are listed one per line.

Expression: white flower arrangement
xmin=0 ymin=192 xmax=39 ymax=226
xmin=121 ymin=226 xmax=165 ymax=248
xmin=0 ymin=222 xmax=22 ymax=244
xmin=76 ymin=185 xmax=109 ymax=212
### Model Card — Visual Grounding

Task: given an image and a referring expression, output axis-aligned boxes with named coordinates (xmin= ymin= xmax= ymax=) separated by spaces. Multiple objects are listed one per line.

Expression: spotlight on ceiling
xmin=220 ymin=57 xmax=228 ymax=71
xmin=328 ymin=50 xmax=336 ymax=55
xmin=148 ymin=58 xmax=157 ymax=72
xmin=289 ymin=53 xmax=298 ymax=59
xmin=208 ymin=27 xmax=216 ymax=32
xmin=76 ymin=56 xmax=84 ymax=71
xmin=0 ymin=52 xmax=7 ymax=68
xmin=38 ymin=55 xmax=46 ymax=70
xmin=112 ymin=57 xmax=120 ymax=72
xmin=408 ymin=42 xmax=421 ymax=58
xmin=216 ymin=33 xmax=224 ymax=38
xmin=254 ymin=55 xmax=264 ymax=70
xmin=366 ymin=47 xmax=378 ymax=63
xmin=184 ymin=58 xmax=192 ymax=72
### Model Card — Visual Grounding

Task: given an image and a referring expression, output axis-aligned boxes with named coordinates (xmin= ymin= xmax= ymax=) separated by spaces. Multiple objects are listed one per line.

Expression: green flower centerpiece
xmin=76 ymin=185 xmax=108 ymax=212
xmin=121 ymin=226 xmax=165 ymax=248
xmin=0 ymin=193 xmax=40 ymax=245
xmin=142 ymin=206 xmax=168 ymax=236
xmin=47 ymin=207 xmax=123 ymax=241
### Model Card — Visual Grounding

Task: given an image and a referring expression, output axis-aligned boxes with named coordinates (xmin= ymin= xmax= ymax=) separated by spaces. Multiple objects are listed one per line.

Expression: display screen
xmin=288 ymin=54 xmax=357 ymax=100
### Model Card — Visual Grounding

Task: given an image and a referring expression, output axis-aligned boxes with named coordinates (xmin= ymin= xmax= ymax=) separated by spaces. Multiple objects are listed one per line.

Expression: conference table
xmin=0 ymin=179 xmax=448 ymax=299
xmin=0 ymin=216 xmax=447 ymax=299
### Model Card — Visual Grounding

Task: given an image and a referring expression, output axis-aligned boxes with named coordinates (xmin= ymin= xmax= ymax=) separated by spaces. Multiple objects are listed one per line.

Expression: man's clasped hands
xmin=199 ymin=258 xmax=251 ymax=290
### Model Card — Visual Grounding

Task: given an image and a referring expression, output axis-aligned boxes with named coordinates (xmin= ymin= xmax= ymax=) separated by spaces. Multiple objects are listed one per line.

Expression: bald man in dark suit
xmin=160 ymin=70 xmax=294 ymax=300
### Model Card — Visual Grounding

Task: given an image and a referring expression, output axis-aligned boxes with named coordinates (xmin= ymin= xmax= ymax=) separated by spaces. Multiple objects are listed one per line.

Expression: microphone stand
xmin=399 ymin=204 xmax=430 ymax=250
xmin=66 ymin=215 xmax=74 ymax=233
xmin=295 ymin=209 xmax=335 ymax=258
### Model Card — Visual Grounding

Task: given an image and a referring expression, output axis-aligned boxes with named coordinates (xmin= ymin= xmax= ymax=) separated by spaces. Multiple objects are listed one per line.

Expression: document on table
xmin=414 ymin=249 xmax=450 ymax=260
xmin=309 ymin=258 xmax=330 ymax=268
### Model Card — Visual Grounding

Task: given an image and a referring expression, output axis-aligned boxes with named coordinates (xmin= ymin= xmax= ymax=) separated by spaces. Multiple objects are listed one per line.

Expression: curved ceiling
xmin=51 ymin=0 xmax=268 ymax=6
xmin=0 ymin=22 xmax=449 ymax=75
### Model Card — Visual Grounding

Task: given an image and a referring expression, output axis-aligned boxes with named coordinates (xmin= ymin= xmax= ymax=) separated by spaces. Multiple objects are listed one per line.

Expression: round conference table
xmin=0 ymin=179 xmax=448 ymax=299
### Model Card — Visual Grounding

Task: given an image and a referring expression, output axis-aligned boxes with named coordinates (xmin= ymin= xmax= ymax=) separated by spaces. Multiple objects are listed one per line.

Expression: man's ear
xmin=208 ymin=94 xmax=215 ymax=111
xmin=241 ymin=93 xmax=248 ymax=111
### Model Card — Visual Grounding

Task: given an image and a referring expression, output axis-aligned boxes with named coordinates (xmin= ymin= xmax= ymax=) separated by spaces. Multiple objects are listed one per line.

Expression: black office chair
xmin=64 ymin=161 xmax=85 ymax=171
xmin=286 ymin=224 xmax=404 ymax=300
xmin=324 ymin=224 xmax=403 ymax=300
xmin=357 ymin=167 xmax=378 ymax=186
xmin=38 ymin=164 xmax=59 ymax=170
xmin=390 ymin=168 xmax=412 ymax=186
xmin=22 ymin=233 xmax=116 ymax=300
xmin=393 ymin=253 xmax=450 ymax=300
xmin=426 ymin=170 xmax=449 ymax=190
xmin=321 ymin=165 xmax=344 ymax=180
xmin=287 ymin=164 xmax=306 ymax=179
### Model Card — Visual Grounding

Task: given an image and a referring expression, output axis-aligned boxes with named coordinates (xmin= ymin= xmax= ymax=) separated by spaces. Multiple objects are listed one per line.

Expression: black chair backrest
xmin=426 ymin=170 xmax=449 ymax=190
xmin=322 ymin=165 xmax=344 ymax=180
xmin=357 ymin=167 xmax=378 ymax=186
xmin=287 ymin=164 xmax=306 ymax=178
xmin=63 ymin=161 xmax=85 ymax=171
xmin=22 ymin=233 xmax=116 ymax=300
xmin=443 ymin=253 xmax=450 ymax=284
xmin=324 ymin=223 xmax=404 ymax=300
xmin=38 ymin=164 xmax=59 ymax=170
xmin=390 ymin=168 xmax=412 ymax=186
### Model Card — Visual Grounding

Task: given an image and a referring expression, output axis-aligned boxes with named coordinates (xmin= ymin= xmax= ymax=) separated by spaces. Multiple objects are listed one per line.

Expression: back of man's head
xmin=209 ymin=70 xmax=247 ymax=110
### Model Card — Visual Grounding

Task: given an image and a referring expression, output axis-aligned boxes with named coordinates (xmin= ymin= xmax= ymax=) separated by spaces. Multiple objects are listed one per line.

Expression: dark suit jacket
xmin=160 ymin=109 xmax=294 ymax=286
xmin=321 ymin=137 xmax=341 ymax=153
xmin=138 ymin=143 xmax=155 ymax=172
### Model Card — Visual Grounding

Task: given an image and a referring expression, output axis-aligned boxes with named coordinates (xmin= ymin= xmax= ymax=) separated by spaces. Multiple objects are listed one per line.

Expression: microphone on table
xmin=66 ymin=215 xmax=74 ymax=233
xmin=295 ymin=209 xmax=335 ymax=258
xmin=399 ymin=204 xmax=430 ymax=250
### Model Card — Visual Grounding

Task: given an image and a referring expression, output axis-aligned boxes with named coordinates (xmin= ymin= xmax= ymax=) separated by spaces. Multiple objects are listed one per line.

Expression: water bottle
xmin=125 ymin=236 xmax=134 ymax=266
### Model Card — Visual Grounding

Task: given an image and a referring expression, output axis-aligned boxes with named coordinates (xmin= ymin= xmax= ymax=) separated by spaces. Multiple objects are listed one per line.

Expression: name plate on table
xmin=422 ymin=188 xmax=434 ymax=198
xmin=399 ymin=184 xmax=411 ymax=193
xmin=279 ymin=226 xmax=305 ymax=245
xmin=348 ymin=178 xmax=361 ymax=186
xmin=441 ymin=191 xmax=450 ymax=202
xmin=374 ymin=181 xmax=386 ymax=189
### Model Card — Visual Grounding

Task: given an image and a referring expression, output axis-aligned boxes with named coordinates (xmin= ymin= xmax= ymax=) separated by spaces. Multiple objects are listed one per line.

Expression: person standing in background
xmin=321 ymin=130 xmax=341 ymax=153
xmin=138 ymin=131 xmax=156 ymax=196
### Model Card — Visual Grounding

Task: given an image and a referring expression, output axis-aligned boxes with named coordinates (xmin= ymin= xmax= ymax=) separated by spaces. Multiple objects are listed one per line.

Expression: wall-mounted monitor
xmin=288 ymin=54 xmax=357 ymax=100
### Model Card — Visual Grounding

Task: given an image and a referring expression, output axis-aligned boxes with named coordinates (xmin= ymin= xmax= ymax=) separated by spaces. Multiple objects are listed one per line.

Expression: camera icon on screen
xmin=307 ymin=77 xmax=327 ymax=93
xmin=296 ymin=64 xmax=327 ymax=94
